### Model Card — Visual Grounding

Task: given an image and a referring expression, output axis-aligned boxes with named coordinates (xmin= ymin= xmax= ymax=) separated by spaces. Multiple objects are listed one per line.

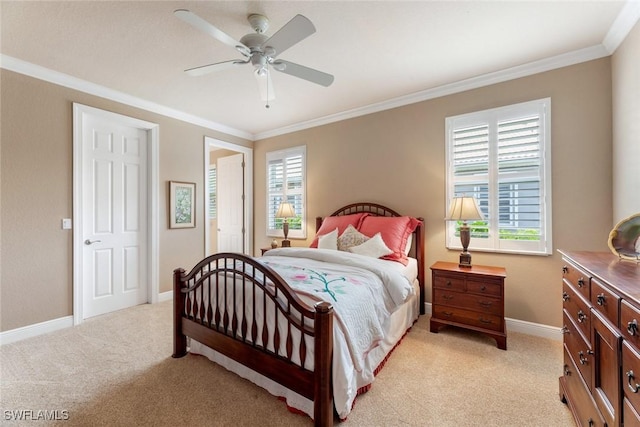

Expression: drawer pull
xmin=443 ymin=311 xmax=453 ymax=317
xmin=578 ymin=351 xmax=589 ymax=365
xmin=563 ymin=364 xmax=571 ymax=376
xmin=446 ymin=281 xmax=452 ymax=287
xmin=628 ymin=319 xmax=638 ymax=336
xmin=561 ymin=326 xmax=569 ymax=335
xmin=562 ymin=292 xmax=570 ymax=302
xmin=577 ymin=277 xmax=585 ymax=288
xmin=562 ymin=266 xmax=569 ymax=274
xmin=577 ymin=310 xmax=587 ymax=323
xmin=587 ymin=419 xmax=594 ymax=427
xmin=628 ymin=370 xmax=640 ymax=393
xmin=479 ymin=301 xmax=493 ymax=308
xmin=480 ymin=285 xmax=486 ymax=291
xmin=442 ymin=294 xmax=454 ymax=300
xmin=479 ymin=317 xmax=493 ymax=324
xmin=596 ymin=293 xmax=605 ymax=306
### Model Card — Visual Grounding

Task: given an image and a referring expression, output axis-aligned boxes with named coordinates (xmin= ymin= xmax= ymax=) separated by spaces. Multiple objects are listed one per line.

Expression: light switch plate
xmin=62 ymin=218 xmax=72 ymax=230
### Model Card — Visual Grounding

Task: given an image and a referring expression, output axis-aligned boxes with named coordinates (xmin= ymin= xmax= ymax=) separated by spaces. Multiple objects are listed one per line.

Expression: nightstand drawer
xmin=433 ymin=275 xmax=465 ymax=292
xmin=466 ymin=279 xmax=502 ymax=297
xmin=433 ymin=288 xmax=502 ymax=316
xmin=432 ymin=305 xmax=503 ymax=332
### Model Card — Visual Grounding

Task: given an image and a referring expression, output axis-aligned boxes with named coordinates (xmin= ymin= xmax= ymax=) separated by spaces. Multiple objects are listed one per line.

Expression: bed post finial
xmin=172 ymin=267 xmax=188 ymax=358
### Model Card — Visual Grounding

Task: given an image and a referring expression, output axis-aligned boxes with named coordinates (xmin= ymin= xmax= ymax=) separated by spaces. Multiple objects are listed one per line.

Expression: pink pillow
xmin=358 ymin=216 xmax=421 ymax=265
xmin=310 ymin=213 xmax=369 ymax=248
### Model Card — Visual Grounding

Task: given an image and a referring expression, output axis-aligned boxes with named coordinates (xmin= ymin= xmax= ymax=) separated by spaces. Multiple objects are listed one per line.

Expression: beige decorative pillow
xmin=338 ymin=224 xmax=369 ymax=251
xmin=349 ymin=232 xmax=394 ymax=258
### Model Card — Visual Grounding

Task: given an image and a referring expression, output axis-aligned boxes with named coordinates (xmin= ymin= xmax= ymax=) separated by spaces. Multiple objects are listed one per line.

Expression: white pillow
xmin=348 ymin=232 xmax=393 ymax=258
xmin=317 ymin=228 xmax=338 ymax=250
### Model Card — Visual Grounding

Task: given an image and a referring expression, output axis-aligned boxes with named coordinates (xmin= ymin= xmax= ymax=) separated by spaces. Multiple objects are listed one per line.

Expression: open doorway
xmin=204 ymin=137 xmax=253 ymax=256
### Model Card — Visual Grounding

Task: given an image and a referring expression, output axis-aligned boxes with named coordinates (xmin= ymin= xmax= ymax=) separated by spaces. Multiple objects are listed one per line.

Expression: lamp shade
xmin=275 ymin=202 xmax=296 ymax=219
xmin=446 ymin=196 xmax=484 ymax=221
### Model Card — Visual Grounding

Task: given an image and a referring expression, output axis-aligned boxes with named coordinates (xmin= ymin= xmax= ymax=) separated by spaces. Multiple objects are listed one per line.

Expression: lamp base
xmin=459 ymin=251 xmax=472 ymax=268
xmin=281 ymin=239 xmax=291 ymax=247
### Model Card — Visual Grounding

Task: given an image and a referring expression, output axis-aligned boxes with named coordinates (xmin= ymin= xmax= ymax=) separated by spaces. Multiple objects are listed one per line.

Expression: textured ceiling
xmin=1 ymin=1 xmax=635 ymax=139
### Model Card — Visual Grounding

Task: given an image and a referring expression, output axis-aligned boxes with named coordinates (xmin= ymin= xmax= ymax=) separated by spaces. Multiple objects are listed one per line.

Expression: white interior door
xmin=217 ymin=153 xmax=244 ymax=252
xmin=81 ymin=113 xmax=148 ymax=319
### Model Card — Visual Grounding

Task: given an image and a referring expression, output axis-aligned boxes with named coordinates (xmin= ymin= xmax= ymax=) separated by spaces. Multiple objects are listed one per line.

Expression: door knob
xmin=84 ymin=239 xmax=101 ymax=245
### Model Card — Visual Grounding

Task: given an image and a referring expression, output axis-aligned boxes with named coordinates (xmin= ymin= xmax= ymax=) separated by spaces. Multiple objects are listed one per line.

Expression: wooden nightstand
xmin=430 ymin=261 xmax=507 ymax=350
xmin=261 ymin=247 xmax=274 ymax=255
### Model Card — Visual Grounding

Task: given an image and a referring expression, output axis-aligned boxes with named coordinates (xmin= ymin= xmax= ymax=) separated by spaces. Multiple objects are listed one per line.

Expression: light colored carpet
xmin=0 ymin=301 xmax=574 ymax=426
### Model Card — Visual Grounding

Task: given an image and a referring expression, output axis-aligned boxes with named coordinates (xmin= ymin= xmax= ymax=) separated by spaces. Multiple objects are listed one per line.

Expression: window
xmin=208 ymin=165 xmax=216 ymax=219
xmin=266 ymin=146 xmax=306 ymax=238
xmin=445 ymin=98 xmax=552 ymax=255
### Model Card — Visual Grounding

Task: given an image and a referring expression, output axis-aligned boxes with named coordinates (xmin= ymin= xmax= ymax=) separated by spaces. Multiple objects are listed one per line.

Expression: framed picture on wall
xmin=169 ymin=181 xmax=196 ymax=229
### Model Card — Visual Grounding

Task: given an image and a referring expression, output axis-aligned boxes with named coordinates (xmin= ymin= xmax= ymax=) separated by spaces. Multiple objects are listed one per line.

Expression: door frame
xmin=72 ymin=103 xmax=159 ymax=325
xmin=204 ymin=137 xmax=253 ymax=256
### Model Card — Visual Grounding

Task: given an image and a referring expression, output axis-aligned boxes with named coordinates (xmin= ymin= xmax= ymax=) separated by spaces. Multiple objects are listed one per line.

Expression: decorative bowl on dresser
xmin=429 ymin=261 xmax=507 ymax=350
xmin=559 ymin=250 xmax=640 ymax=427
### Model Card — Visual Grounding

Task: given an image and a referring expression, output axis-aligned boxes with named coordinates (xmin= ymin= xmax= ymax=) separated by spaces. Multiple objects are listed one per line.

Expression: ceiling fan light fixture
xmin=256 ymin=66 xmax=268 ymax=77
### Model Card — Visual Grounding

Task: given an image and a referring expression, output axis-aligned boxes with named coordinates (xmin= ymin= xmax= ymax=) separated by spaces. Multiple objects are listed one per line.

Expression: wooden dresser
xmin=559 ymin=250 xmax=640 ymax=427
xmin=430 ymin=261 xmax=507 ymax=350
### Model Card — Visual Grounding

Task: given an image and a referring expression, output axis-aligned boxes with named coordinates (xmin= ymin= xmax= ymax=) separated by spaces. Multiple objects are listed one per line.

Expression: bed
xmin=172 ymin=202 xmax=425 ymax=426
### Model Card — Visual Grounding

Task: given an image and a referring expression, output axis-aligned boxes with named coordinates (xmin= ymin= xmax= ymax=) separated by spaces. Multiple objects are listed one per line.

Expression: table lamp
xmin=275 ymin=202 xmax=296 ymax=247
xmin=446 ymin=196 xmax=484 ymax=268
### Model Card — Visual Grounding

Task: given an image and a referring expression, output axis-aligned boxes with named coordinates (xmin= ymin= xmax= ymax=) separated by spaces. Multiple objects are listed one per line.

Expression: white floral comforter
xmin=261 ymin=247 xmax=414 ymax=372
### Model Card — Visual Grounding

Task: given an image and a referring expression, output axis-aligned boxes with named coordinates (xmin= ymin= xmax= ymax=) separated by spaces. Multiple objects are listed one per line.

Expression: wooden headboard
xmin=315 ymin=202 xmax=425 ymax=315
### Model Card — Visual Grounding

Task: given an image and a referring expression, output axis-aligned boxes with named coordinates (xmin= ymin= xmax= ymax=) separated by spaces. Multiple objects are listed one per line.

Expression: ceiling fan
xmin=174 ymin=9 xmax=334 ymax=104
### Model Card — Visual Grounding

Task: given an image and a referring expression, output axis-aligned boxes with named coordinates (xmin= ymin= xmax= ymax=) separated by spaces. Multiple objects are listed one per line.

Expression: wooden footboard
xmin=172 ymin=252 xmax=334 ymax=426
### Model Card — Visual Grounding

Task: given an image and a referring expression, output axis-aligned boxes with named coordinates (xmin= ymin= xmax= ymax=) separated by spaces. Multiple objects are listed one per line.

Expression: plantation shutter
xmin=446 ymin=98 xmax=551 ymax=255
xmin=208 ymin=165 xmax=216 ymax=219
xmin=266 ymin=146 xmax=306 ymax=238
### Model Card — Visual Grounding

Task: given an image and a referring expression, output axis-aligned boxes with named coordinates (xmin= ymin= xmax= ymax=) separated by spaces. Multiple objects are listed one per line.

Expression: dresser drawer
xmin=563 ymin=309 xmax=593 ymax=390
xmin=466 ymin=279 xmax=502 ymax=297
xmin=563 ymin=280 xmax=592 ymax=342
xmin=432 ymin=305 xmax=503 ymax=332
xmin=591 ymin=277 xmax=620 ymax=326
xmin=624 ymin=397 xmax=640 ymax=427
xmin=433 ymin=274 xmax=465 ymax=292
xmin=563 ymin=261 xmax=590 ymax=300
xmin=623 ymin=341 xmax=640 ymax=415
xmin=622 ymin=300 xmax=640 ymax=346
xmin=562 ymin=346 xmax=606 ymax=427
xmin=433 ymin=288 xmax=502 ymax=316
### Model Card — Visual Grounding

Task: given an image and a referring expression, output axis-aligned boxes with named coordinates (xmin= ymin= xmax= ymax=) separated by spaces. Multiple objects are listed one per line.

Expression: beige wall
xmin=0 ymin=69 xmax=251 ymax=331
xmin=612 ymin=20 xmax=640 ymax=222
xmin=254 ymin=58 xmax=613 ymax=327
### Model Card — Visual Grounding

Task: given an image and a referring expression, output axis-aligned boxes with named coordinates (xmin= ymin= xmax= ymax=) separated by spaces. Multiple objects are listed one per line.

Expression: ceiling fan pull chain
xmin=265 ymin=71 xmax=270 ymax=109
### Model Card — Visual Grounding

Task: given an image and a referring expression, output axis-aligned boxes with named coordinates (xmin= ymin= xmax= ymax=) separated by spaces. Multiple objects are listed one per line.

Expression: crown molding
xmin=254 ymin=44 xmax=610 ymax=140
xmin=0 ymin=54 xmax=253 ymax=141
xmin=603 ymin=0 xmax=640 ymax=53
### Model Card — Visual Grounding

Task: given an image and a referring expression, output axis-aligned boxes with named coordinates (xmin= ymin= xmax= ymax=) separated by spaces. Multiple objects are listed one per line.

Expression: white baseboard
xmin=158 ymin=290 xmax=173 ymax=302
xmin=423 ymin=302 xmax=562 ymax=342
xmin=0 ymin=315 xmax=74 ymax=346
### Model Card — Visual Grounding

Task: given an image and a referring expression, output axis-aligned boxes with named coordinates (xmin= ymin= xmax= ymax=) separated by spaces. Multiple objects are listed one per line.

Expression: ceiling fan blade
xmin=255 ymin=69 xmax=275 ymax=101
xmin=272 ymin=60 xmax=334 ymax=87
xmin=261 ymin=14 xmax=315 ymax=57
xmin=174 ymin=9 xmax=250 ymax=56
xmin=185 ymin=60 xmax=247 ymax=76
